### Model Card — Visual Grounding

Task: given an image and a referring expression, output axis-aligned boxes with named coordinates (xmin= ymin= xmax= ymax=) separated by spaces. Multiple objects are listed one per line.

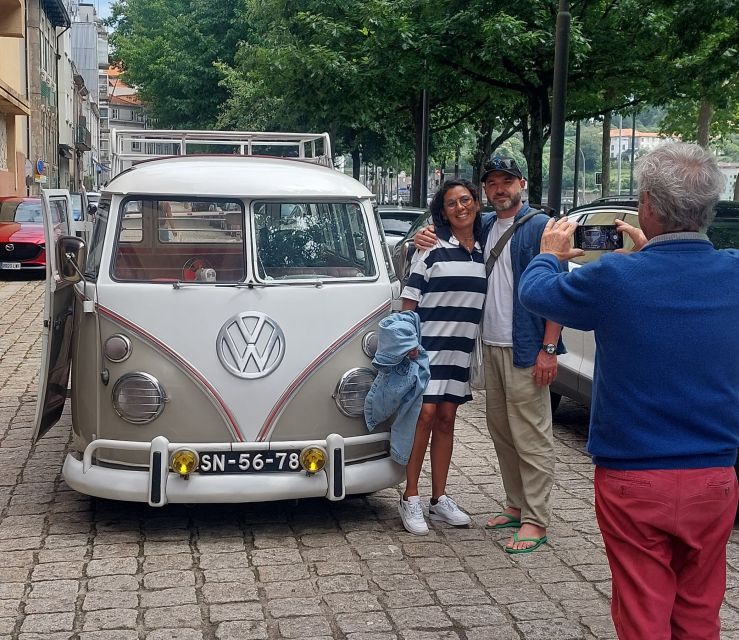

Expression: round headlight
xmin=333 ymin=367 xmax=376 ymax=417
xmin=104 ymin=334 xmax=132 ymax=362
xmin=300 ymin=447 xmax=326 ymax=473
xmin=170 ymin=449 xmax=199 ymax=476
xmin=361 ymin=331 xmax=378 ymax=358
xmin=112 ymin=372 xmax=167 ymax=424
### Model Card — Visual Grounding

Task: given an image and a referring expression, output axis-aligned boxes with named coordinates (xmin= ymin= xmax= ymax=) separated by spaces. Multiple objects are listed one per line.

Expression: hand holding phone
xmin=573 ymin=225 xmax=624 ymax=251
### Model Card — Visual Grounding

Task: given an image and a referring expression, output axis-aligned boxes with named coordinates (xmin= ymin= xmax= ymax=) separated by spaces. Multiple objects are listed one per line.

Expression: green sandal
xmin=504 ymin=532 xmax=548 ymax=554
xmin=484 ymin=512 xmax=521 ymax=529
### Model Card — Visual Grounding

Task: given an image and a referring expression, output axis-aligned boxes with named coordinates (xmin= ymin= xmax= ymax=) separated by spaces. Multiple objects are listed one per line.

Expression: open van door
xmin=33 ymin=190 xmax=76 ymax=442
xmin=70 ymin=190 xmax=93 ymax=240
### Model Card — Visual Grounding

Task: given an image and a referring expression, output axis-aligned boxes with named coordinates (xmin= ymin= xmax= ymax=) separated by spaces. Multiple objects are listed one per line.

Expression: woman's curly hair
xmin=428 ymin=179 xmax=482 ymax=241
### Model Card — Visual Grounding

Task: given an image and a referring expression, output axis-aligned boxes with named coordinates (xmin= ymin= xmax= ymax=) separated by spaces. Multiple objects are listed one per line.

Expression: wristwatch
xmin=541 ymin=343 xmax=557 ymax=355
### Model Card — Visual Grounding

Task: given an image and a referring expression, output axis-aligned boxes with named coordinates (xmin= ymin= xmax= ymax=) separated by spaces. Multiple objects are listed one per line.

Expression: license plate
xmin=198 ymin=449 xmax=302 ymax=474
xmin=0 ymin=262 xmax=21 ymax=270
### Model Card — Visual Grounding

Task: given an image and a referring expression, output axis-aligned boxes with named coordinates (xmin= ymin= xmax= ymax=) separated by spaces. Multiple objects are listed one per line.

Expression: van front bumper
xmin=62 ymin=432 xmax=404 ymax=506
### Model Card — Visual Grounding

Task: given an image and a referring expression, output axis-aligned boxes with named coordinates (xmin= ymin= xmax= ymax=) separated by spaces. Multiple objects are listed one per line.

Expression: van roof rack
xmin=110 ymin=129 xmax=333 ymax=176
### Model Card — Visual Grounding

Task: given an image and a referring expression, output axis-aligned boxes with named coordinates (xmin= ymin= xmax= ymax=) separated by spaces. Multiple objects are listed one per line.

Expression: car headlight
xmin=333 ymin=367 xmax=376 ymax=417
xmin=112 ymin=372 xmax=167 ymax=424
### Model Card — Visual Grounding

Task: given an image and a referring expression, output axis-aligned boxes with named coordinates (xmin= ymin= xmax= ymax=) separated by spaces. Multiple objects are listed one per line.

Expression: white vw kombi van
xmin=36 ymin=130 xmax=404 ymax=506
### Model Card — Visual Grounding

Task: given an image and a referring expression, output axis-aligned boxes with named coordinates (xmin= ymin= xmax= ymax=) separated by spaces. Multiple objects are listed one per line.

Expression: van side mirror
xmin=56 ymin=236 xmax=87 ymax=283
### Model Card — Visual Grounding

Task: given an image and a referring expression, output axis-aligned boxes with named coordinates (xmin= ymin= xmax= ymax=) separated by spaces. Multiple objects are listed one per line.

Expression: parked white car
xmin=36 ymin=130 xmax=404 ymax=506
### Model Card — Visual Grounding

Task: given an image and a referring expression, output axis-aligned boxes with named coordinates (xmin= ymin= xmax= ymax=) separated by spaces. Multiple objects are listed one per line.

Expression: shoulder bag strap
xmin=484 ymin=210 xmax=541 ymax=276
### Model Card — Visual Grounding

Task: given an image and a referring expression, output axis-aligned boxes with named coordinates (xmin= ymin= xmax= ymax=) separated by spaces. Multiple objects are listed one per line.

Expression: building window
xmin=132 ymin=141 xmax=141 ymax=152
xmin=111 ymin=108 xmax=119 ymax=119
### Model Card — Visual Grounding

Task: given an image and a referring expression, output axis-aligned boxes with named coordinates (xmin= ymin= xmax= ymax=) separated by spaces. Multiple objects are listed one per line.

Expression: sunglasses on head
xmin=484 ymin=157 xmax=518 ymax=172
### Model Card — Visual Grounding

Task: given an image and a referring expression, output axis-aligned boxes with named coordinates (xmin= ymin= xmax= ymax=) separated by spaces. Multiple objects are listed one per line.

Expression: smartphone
xmin=574 ymin=225 xmax=624 ymax=251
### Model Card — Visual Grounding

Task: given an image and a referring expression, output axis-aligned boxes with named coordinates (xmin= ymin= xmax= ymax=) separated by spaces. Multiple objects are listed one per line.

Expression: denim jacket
xmin=364 ymin=311 xmax=430 ymax=465
xmin=480 ymin=203 xmax=567 ymax=368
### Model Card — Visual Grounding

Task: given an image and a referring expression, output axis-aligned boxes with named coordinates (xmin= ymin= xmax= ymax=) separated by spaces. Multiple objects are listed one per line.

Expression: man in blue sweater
xmin=519 ymin=142 xmax=738 ymax=640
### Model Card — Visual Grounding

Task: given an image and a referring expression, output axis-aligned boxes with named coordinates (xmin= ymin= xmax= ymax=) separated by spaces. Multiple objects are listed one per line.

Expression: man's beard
xmin=492 ymin=191 xmax=522 ymax=212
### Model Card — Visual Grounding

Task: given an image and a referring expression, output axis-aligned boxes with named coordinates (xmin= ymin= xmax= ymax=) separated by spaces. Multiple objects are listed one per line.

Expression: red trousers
xmin=594 ymin=466 xmax=738 ymax=640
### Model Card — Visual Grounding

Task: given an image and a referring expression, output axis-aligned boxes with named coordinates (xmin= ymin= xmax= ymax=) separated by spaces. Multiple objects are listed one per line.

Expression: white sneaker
xmin=428 ymin=495 xmax=471 ymax=526
xmin=398 ymin=496 xmax=429 ymax=535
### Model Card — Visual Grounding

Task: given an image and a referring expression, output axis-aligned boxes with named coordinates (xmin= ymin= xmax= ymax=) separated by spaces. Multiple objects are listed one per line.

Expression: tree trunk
xmin=471 ymin=122 xmax=492 ymax=185
xmin=601 ymin=111 xmax=612 ymax=198
xmin=734 ymin=175 xmax=739 ymax=201
xmin=521 ymin=94 xmax=546 ymax=206
xmin=697 ymin=99 xmax=713 ymax=148
xmin=351 ymin=147 xmax=361 ymax=181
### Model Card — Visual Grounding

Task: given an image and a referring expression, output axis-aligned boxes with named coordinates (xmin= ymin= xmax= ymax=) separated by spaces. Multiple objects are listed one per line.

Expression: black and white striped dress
xmin=401 ymin=233 xmax=487 ymax=404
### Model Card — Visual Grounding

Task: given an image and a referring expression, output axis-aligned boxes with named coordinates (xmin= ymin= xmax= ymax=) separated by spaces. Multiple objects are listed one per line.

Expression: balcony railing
xmin=75 ymin=123 xmax=92 ymax=151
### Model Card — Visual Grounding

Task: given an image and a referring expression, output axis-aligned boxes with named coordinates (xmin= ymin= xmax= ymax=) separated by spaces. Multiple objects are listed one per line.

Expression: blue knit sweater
xmin=519 ymin=234 xmax=739 ymax=470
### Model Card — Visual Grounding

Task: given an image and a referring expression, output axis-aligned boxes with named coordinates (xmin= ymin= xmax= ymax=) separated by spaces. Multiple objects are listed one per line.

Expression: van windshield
xmin=254 ymin=201 xmax=376 ymax=280
xmin=112 ymin=197 xmax=245 ymax=283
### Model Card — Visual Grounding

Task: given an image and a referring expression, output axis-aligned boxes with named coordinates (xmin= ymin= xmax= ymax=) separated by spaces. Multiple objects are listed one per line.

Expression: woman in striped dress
xmin=398 ymin=179 xmax=487 ymax=535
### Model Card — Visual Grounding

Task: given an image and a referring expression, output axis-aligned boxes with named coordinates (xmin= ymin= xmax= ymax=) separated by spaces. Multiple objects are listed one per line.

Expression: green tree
xmin=108 ymin=0 xmax=242 ymax=128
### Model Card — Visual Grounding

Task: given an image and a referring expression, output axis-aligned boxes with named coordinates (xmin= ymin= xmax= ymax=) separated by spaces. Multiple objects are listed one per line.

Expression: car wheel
xmin=550 ymin=392 xmax=562 ymax=413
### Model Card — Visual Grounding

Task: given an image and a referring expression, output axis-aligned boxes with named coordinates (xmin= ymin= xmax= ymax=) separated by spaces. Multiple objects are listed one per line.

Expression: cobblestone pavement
xmin=1 ymin=277 xmax=738 ymax=640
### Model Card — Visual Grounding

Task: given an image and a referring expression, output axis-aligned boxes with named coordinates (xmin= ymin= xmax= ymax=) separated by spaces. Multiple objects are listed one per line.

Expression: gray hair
xmin=635 ymin=142 xmax=725 ymax=232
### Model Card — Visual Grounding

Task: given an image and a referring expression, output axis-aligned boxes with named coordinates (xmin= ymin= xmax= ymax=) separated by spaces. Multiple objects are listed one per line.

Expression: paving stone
xmin=323 ymin=592 xmax=383 ymax=613
xmin=277 ymin=616 xmax=332 ymax=638
xmin=515 ymin=618 xmax=587 ymax=639
xmin=142 ymin=569 xmax=196 ymax=589
xmin=388 ymin=606 xmax=452 ymax=630
xmin=508 ymin=599 xmax=566 ymax=621
xmin=86 ymin=558 xmax=138 ymax=577
xmin=313 ymin=561 xmax=361 ymax=576
xmin=335 ymin=611 xmax=393 ymax=634
xmin=78 ymin=632 xmax=139 ymax=640
xmin=214 ymin=621 xmax=267 ymax=640
xmin=266 ymin=597 xmax=322 ymax=618
xmin=83 ymin=592 xmax=139 ymax=611
xmin=399 ymin=633 xmax=461 ymax=640
xmin=87 ymin=576 xmax=140 ymax=592
xmin=262 ymin=579 xmax=316 ymax=599
xmin=208 ymin=603 xmax=264 ymax=623
xmin=140 ymin=586 xmax=197 ymax=608
xmin=317 ymin=574 xmax=368 ymax=594
xmin=202 ymin=581 xmax=259 ymax=603
xmin=82 ymin=609 xmax=138 ymax=631
xmin=19 ymin=613 xmax=75 ymax=633
xmin=146 ymin=631 xmax=204 ymax=640
xmin=142 ymin=605 xmax=202 ymax=629
xmin=378 ymin=590 xmax=437 ymax=610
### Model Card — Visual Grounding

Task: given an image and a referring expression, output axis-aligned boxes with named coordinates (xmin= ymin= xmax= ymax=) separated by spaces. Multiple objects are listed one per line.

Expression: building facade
xmin=609 ymin=129 xmax=672 ymax=159
xmin=26 ymin=0 xmax=71 ymax=193
xmin=0 ymin=0 xmax=31 ymax=196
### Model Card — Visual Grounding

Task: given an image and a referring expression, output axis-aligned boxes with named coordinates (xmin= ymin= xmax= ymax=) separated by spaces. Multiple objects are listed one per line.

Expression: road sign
xmin=595 ymin=171 xmax=602 ymax=186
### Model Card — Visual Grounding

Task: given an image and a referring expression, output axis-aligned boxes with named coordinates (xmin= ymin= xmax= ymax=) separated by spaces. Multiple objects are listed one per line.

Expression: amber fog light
xmin=170 ymin=449 xmax=199 ymax=476
xmin=299 ymin=447 xmax=326 ymax=474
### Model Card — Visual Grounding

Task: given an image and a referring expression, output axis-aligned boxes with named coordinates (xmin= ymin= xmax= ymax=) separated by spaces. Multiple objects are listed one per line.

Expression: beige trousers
xmin=483 ymin=344 xmax=554 ymax=528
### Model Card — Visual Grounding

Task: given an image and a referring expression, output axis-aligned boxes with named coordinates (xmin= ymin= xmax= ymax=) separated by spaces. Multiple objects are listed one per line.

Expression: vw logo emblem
xmin=4 ymin=244 xmax=14 ymax=252
xmin=216 ymin=312 xmax=285 ymax=379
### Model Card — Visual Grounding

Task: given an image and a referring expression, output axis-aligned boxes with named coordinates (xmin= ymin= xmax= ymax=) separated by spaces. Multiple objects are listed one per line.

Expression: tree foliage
xmin=107 ymin=0 xmax=736 ymax=199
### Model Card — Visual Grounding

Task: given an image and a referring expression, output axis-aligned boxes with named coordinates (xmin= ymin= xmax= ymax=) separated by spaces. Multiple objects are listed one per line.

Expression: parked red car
xmin=0 ymin=197 xmax=46 ymax=273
